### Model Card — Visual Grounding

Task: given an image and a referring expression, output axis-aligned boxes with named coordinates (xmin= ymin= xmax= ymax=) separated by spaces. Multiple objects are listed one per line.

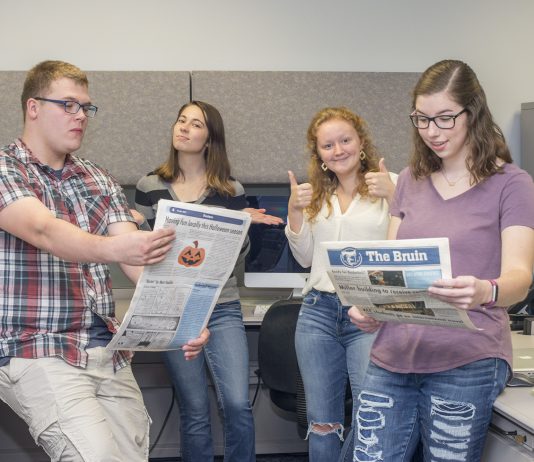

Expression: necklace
xmin=173 ymin=178 xmax=207 ymax=202
xmin=440 ymin=169 xmax=470 ymax=187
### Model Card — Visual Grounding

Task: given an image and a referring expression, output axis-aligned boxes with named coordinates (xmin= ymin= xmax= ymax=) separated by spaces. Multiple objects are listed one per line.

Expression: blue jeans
xmin=163 ymin=300 xmax=255 ymax=462
xmin=353 ymin=358 xmax=509 ymax=462
xmin=295 ymin=289 xmax=376 ymax=462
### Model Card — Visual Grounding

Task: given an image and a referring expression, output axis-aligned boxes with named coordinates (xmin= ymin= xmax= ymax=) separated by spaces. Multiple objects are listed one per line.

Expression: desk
xmin=114 ymin=288 xmax=290 ymax=326
xmin=482 ymin=332 xmax=534 ymax=461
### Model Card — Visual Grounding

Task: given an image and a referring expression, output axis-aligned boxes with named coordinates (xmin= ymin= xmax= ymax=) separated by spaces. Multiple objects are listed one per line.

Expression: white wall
xmin=1 ymin=0 xmax=533 ymax=162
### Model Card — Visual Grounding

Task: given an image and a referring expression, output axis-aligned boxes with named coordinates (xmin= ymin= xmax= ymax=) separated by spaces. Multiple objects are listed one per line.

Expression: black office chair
xmin=257 ymin=299 xmax=308 ymax=438
xmin=258 ymin=299 xmax=354 ymax=440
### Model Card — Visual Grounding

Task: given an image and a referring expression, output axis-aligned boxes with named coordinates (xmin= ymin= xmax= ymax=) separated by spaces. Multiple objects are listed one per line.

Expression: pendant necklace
xmin=440 ymin=169 xmax=469 ymax=187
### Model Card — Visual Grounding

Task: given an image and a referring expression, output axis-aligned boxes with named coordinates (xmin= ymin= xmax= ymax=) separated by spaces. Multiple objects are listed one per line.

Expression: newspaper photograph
xmin=322 ymin=238 xmax=480 ymax=330
xmin=107 ymin=199 xmax=251 ymax=351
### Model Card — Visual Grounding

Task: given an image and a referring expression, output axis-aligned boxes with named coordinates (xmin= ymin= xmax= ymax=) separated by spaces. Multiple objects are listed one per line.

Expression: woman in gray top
xmin=136 ymin=101 xmax=280 ymax=462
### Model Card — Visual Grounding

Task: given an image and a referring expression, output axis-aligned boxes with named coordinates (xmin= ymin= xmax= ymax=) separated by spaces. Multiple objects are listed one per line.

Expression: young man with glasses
xmin=0 ymin=60 xmax=209 ymax=461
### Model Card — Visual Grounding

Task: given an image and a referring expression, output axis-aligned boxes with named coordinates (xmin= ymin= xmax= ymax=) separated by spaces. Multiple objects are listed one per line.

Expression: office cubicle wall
xmin=192 ymin=71 xmax=419 ymax=183
xmin=1 ymin=70 xmax=418 ymax=185
xmin=521 ymin=102 xmax=534 ymax=180
xmin=0 ymin=71 xmax=191 ymax=185
xmin=0 ymin=72 xmax=25 ymax=147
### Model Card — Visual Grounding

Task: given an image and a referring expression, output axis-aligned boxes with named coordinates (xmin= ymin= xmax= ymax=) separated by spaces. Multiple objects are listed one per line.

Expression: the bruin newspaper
xmin=322 ymin=238 xmax=480 ymax=330
xmin=107 ymin=200 xmax=251 ymax=351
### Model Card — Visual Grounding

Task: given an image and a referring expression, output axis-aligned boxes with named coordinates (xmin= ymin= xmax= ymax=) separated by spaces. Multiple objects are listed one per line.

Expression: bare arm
xmin=497 ymin=226 xmax=534 ymax=305
xmin=108 ymin=221 xmax=145 ymax=283
xmin=428 ymin=226 xmax=534 ymax=310
xmin=0 ymin=197 xmax=175 ymax=265
xmin=387 ymin=216 xmax=402 ymax=240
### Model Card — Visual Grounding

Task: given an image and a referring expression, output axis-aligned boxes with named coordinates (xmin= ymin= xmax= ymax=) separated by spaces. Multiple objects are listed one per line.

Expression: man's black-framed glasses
xmin=34 ymin=97 xmax=98 ymax=118
xmin=409 ymin=108 xmax=467 ymax=129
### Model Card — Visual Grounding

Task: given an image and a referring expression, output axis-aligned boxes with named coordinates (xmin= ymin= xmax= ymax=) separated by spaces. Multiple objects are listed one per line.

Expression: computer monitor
xmin=244 ymin=184 xmax=309 ymax=290
xmin=109 ymin=183 xmax=310 ymax=291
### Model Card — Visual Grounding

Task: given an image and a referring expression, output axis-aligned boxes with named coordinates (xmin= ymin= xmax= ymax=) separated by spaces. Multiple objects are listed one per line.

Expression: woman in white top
xmin=285 ymin=107 xmax=396 ymax=462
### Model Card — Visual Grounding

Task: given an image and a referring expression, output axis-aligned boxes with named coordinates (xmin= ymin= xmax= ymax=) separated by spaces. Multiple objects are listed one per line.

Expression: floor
xmin=150 ymin=455 xmax=309 ymax=461
xmin=255 ymin=455 xmax=309 ymax=461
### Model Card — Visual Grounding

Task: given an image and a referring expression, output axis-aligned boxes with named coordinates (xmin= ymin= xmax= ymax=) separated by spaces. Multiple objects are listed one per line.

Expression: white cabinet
xmin=521 ymin=102 xmax=534 ymax=179
xmin=482 ymin=387 xmax=534 ymax=462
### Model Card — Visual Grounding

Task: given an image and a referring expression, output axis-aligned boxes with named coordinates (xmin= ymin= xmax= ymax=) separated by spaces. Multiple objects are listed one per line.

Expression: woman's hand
xmin=243 ymin=207 xmax=284 ymax=225
xmin=288 ymin=170 xmax=313 ymax=212
xmin=348 ymin=306 xmax=382 ymax=333
xmin=364 ymin=158 xmax=395 ymax=203
xmin=427 ymin=276 xmax=492 ymax=310
xmin=181 ymin=328 xmax=210 ymax=360
xmin=129 ymin=209 xmax=146 ymax=226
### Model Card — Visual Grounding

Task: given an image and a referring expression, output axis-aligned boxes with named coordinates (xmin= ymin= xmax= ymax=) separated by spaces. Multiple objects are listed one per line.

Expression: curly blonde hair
xmin=305 ymin=107 xmax=380 ymax=221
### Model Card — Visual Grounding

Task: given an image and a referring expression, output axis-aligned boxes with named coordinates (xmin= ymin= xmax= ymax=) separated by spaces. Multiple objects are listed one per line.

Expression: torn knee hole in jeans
xmin=354 ymin=390 xmax=394 ymax=461
xmin=306 ymin=421 xmax=344 ymax=440
xmin=428 ymin=395 xmax=475 ymax=459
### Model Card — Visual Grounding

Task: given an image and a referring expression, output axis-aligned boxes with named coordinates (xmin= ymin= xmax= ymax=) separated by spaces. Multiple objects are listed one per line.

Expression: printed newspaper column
xmin=107 ymin=200 xmax=251 ymax=351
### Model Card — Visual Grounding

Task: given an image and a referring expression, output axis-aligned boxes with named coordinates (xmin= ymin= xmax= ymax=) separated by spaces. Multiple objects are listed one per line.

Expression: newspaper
xmin=322 ymin=238 xmax=479 ymax=330
xmin=107 ymin=199 xmax=251 ymax=351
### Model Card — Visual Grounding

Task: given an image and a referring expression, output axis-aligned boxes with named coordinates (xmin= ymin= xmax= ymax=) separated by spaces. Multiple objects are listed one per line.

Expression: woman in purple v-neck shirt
xmin=348 ymin=60 xmax=534 ymax=462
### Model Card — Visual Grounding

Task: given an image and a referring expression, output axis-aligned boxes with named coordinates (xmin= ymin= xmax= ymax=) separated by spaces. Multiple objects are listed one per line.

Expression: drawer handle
xmin=490 ymin=423 xmax=527 ymax=444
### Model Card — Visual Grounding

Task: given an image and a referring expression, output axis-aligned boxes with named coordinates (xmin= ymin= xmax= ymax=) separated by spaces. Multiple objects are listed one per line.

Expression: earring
xmin=321 ymin=162 xmax=328 ymax=172
xmin=359 ymin=150 xmax=366 ymax=161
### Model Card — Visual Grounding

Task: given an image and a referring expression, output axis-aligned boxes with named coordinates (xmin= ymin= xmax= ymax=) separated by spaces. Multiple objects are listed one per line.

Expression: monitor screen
xmin=244 ymin=184 xmax=309 ymax=289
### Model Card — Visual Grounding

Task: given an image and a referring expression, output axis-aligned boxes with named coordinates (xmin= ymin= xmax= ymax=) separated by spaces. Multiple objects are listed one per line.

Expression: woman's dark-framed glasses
xmin=409 ymin=108 xmax=467 ymax=129
xmin=34 ymin=97 xmax=98 ymax=118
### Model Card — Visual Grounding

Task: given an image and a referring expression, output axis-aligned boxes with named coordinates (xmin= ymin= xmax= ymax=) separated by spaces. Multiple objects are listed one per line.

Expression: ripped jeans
xmin=354 ymin=358 xmax=509 ymax=462
xmin=295 ymin=289 xmax=375 ymax=462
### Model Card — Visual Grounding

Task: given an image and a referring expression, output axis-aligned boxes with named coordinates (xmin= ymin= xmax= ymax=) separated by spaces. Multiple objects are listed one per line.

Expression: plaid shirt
xmin=0 ymin=140 xmax=135 ymax=369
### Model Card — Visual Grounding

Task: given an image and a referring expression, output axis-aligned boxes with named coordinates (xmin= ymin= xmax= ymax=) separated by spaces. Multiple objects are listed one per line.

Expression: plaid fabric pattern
xmin=0 ymin=140 xmax=135 ymax=369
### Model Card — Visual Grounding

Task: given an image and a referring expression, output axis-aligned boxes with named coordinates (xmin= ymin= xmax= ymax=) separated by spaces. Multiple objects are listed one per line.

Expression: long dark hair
xmin=410 ymin=59 xmax=512 ymax=182
xmin=155 ymin=100 xmax=235 ymax=196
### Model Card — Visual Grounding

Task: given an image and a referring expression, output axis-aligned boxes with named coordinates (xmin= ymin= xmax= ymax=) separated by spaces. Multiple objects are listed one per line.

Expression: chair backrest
xmin=258 ymin=299 xmax=302 ymax=395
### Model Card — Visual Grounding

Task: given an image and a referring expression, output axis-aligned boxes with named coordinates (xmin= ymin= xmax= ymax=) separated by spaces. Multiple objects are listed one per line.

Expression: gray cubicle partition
xmin=192 ymin=71 xmax=420 ymax=183
xmin=1 ymin=70 xmax=418 ymax=185
xmin=0 ymin=71 xmax=26 ymax=149
xmin=521 ymin=102 xmax=534 ymax=180
xmin=0 ymin=71 xmax=191 ymax=185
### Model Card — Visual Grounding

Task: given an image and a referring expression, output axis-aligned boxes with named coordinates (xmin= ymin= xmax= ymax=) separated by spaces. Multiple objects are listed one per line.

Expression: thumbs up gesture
xmin=288 ymin=170 xmax=313 ymax=212
xmin=364 ymin=158 xmax=395 ymax=203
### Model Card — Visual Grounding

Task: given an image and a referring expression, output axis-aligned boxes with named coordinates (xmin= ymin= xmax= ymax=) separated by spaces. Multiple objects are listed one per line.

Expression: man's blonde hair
xmin=21 ymin=60 xmax=88 ymax=119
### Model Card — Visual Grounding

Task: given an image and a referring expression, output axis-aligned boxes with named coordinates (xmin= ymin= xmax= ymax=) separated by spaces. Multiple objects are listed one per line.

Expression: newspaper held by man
xmin=322 ymin=238 xmax=480 ymax=330
xmin=107 ymin=199 xmax=251 ymax=351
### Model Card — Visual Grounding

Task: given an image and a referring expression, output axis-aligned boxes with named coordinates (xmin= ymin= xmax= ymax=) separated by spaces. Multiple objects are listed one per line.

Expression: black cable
xmin=149 ymin=387 xmax=176 ymax=455
xmin=251 ymin=368 xmax=262 ymax=407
